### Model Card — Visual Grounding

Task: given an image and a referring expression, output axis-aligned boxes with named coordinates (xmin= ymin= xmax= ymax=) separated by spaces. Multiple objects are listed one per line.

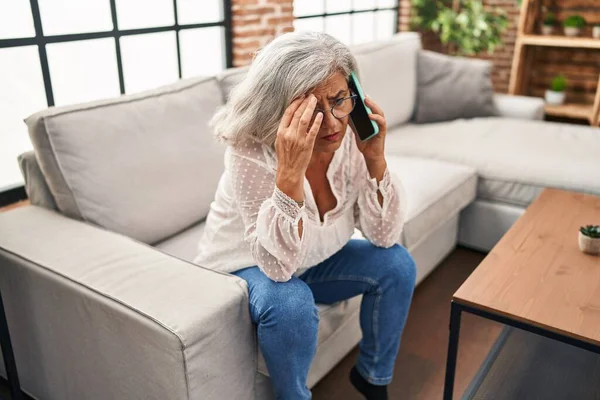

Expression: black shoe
xmin=349 ymin=366 xmax=388 ymax=400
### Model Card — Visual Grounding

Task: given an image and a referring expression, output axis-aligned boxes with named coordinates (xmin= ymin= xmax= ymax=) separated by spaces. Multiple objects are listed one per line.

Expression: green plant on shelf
xmin=543 ymin=12 xmax=557 ymax=26
xmin=410 ymin=0 xmax=508 ymax=55
xmin=563 ymin=15 xmax=586 ymax=28
xmin=580 ymin=225 xmax=600 ymax=239
xmin=550 ymin=74 xmax=567 ymax=92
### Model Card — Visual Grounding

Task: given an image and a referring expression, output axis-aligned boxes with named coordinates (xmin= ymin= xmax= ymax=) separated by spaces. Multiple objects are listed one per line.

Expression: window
xmin=0 ymin=0 xmax=232 ymax=204
xmin=293 ymin=0 xmax=398 ymax=46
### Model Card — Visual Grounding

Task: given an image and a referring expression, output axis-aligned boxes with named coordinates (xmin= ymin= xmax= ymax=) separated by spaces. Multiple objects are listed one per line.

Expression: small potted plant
xmin=579 ymin=225 xmax=600 ymax=255
xmin=593 ymin=24 xmax=600 ymax=39
xmin=542 ymin=13 xmax=557 ymax=35
xmin=563 ymin=15 xmax=586 ymax=37
xmin=545 ymin=74 xmax=567 ymax=105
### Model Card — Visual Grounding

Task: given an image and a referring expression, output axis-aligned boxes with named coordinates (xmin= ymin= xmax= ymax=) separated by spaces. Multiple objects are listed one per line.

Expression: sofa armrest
xmin=0 ymin=206 xmax=255 ymax=400
xmin=493 ymin=93 xmax=545 ymax=120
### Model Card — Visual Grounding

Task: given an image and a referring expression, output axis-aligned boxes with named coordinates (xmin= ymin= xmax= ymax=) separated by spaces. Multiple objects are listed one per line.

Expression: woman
xmin=194 ymin=31 xmax=416 ymax=400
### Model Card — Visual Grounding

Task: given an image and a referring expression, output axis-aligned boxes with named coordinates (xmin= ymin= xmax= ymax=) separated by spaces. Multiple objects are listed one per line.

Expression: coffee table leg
xmin=443 ymin=301 xmax=462 ymax=400
xmin=0 ymin=291 xmax=23 ymax=400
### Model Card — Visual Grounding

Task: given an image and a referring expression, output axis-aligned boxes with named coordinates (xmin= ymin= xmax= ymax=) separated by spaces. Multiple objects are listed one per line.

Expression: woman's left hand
xmin=354 ymin=95 xmax=387 ymax=163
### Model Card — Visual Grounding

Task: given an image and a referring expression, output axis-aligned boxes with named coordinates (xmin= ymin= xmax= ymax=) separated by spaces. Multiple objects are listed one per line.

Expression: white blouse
xmin=194 ymin=128 xmax=407 ymax=282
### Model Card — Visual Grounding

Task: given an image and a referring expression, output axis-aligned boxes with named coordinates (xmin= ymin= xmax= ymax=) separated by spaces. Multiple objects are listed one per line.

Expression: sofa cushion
xmin=352 ymin=32 xmax=421 ymax=128
xmin=414 ymin=51 xmax=498 ymax=123
xmin=18 ymin=151 xmax=57 ymax=210
xmin=25 ymin=76 xmax=225 ymax=244
xmin=216 ymin=66 xmax=249 ymax=102
xmin=151 ymin=218 xmax=363 ymax=386
xmin=476 ymin=179 xmax=545 ymax=208
xmin=387 ymin=156 xmax=477 ymax=249
xmin=154 ymin=221 xmax=206 ymax=262
xmin=385 ymin=118 xmax=600 ymax=206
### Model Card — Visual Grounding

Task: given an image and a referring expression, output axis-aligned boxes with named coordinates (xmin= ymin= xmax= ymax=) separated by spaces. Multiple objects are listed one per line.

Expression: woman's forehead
xmin=312 ymin=73 xmax=349 ymax=97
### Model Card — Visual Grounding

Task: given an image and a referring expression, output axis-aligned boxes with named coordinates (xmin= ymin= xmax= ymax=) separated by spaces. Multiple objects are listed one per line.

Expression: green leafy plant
xmin=543 ymin=12 xmax=557 ymax=26
xmin=410 ymin=0 xmax=439 ymax=31
xmin=411 ymin=0 xmax=508 ymax=55
xmin=550 ymin=74 xmax=567 ymax=92
xmin=580 ymin=225 xmax=600 ymax=238
xmin=563 ymin=15 xmax=586 ymax=28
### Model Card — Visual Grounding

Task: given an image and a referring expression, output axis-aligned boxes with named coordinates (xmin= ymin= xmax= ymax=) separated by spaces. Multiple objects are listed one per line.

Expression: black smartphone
xmin=348 ymin=71 xmax=379 ymax=141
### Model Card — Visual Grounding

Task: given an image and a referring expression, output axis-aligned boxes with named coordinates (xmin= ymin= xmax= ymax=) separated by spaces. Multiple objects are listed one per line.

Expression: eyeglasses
xmin=312 ymin=93 xmax=358 ymax=122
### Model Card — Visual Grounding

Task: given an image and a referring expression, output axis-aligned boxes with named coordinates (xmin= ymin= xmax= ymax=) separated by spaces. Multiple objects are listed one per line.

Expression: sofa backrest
xmin=215 ymin=66 xmax=250 ymax=103
xmin=24 ymin=76 xmax=226 ymax=245
xmin=352 ymin=32 xmax=421 ymax=128
xmin=20 ymin=32 xmax=423 ymax=244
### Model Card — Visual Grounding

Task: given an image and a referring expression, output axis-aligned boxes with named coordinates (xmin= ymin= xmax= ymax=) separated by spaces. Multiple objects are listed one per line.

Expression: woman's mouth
xmin=322 ymin=132 xmax=341 ymax=142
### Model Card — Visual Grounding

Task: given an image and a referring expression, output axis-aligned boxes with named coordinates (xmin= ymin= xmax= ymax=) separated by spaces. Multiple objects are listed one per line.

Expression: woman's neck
xmin=307 ymin=150 xmax=334 ymax=173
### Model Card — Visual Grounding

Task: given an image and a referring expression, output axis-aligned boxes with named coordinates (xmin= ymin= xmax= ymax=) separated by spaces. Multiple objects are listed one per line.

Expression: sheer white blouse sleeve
xmin=352 ymin=140 xmax=407 ymax=248
xmin=229 ymin=144 xmax=312 ymax=282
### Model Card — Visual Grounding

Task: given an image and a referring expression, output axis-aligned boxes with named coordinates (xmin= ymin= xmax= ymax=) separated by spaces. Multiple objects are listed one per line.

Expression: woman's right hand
xmin=274 ymin=94 xmax=323 ymax=202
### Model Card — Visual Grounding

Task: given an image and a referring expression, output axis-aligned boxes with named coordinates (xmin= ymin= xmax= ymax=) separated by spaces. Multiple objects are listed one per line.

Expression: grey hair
xmin=211 ymin=31 xmax=359 ymax=147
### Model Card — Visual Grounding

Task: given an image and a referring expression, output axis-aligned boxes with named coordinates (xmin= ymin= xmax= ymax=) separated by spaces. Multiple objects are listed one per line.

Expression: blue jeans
xmin=233 ymin=239 xmax=417 ymax=400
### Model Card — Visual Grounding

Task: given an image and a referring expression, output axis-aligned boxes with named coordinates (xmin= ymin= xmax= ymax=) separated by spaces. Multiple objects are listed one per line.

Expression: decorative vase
xmin=593 ymin=26 xmax=600 ymax=39
xmin=564 ymin=27 xmax=580 ymax=37
xmin=579 ymin=232 xmax=600 ymax=255
xmin=545 ymin=90 xmax=566 ymax=105
xmin=541 ymin=25 xmax=554 ymax=35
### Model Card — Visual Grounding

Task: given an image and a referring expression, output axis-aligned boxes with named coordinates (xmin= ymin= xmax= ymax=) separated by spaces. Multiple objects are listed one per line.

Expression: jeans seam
xmin=371 ymin=289 xmax=382 ymax=377
xmin=360 ymin=289 xmax=382 ymax=380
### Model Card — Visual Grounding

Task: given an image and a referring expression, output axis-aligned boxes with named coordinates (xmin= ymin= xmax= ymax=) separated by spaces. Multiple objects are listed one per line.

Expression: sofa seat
xmin=155 ymin=222 xmax=206 ymax=262
xmin=153 ymin=220 xmax=363 ymax=389
xmin=387 ymin=156 xmax=477 ymax=249
xmin=154 ymin=222 xmax=361 ymax=337
xmin=386 ymin=118 xmax=600 ymax=207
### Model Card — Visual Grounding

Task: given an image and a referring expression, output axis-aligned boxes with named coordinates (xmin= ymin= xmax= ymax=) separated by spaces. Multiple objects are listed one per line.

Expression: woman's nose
xmin=321 ymin=109 xmax=339 ymax=129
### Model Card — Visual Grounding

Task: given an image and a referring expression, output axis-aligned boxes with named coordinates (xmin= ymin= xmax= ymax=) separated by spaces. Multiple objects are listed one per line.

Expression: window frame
xmin=294 ymin=0 xmax=400 ymax=41
xmin=0 ymin=0 xmax=233 ymax=207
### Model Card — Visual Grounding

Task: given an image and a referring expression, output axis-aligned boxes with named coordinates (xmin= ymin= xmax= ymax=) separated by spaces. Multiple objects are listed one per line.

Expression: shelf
xmin=544 ymin=103 xmax=595 ymax=121
xmin=520 ymin=35 xmax=600 ymax=49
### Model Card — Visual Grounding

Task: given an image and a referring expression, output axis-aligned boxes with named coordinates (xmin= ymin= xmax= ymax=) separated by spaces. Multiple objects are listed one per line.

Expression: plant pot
xmin=579 ymin=232 xmax=600 ymax=255
xmin=593 ymin=26 xmax=600 ymax=39
xmin=564 ymin=27 xmax=581 ymax=37
xmin=545 ymin=90 xmax=566 ymax=105
xmin=541 ymin=25 xmax=554 ymax=35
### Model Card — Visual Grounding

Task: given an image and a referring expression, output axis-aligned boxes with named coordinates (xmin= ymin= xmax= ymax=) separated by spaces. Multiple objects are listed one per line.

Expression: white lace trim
xmin=272 ymin=186 xmax=304 ymax=224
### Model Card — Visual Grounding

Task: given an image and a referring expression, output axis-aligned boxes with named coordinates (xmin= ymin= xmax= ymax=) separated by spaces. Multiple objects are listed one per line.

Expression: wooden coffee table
xmin=443 ymin=188 xmax=600 ymax=399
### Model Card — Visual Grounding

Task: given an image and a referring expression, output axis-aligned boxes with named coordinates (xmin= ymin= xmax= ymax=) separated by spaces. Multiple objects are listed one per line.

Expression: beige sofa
xmin=1 ymin=32 xmax=599 ymax=399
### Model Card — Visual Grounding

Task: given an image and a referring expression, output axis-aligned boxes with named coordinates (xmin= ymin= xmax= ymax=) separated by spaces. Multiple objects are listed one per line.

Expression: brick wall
xmin=398 ymin=0 xmax=521 ymax=93
xmin=231 ymin=0 xmax=295 ymax=67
